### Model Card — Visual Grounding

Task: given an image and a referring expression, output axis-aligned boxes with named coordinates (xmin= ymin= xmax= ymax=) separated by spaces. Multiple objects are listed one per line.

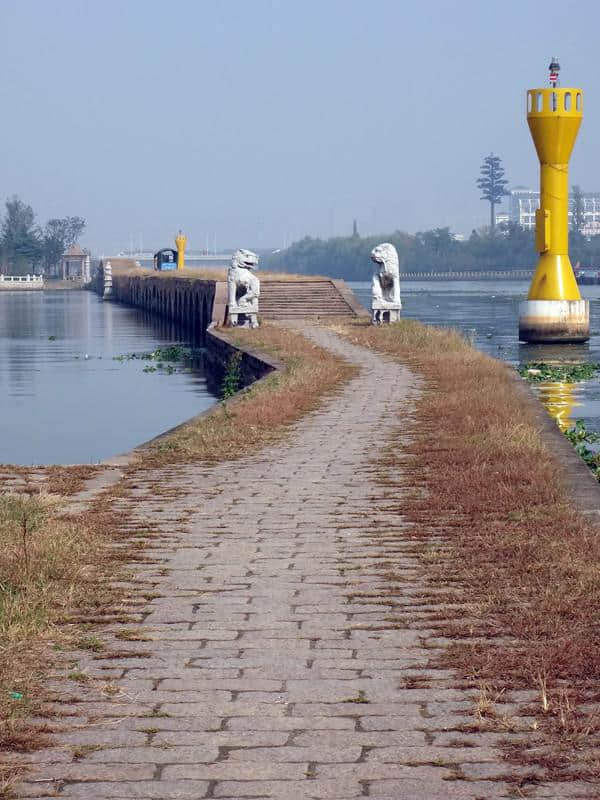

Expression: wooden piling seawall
xmin=93 ymin=259 xmax=225 ymax=345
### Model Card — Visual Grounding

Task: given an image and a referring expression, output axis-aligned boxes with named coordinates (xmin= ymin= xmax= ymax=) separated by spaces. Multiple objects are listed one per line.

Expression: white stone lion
xmin=371 ymin=242 xmax=401 ymax=324
xmin=227 ymin=248 xmax=260 ymax=328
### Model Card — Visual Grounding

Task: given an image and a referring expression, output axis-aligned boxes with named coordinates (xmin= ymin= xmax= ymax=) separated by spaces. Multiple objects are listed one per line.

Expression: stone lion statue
xmin=371 ymin=242 xmax=401 ymax=324
xmin=227 ymin=248 xmax=260 ymax=328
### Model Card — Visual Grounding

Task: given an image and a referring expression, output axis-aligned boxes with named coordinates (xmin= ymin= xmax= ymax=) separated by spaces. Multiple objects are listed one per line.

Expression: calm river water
xmin=4 ymin=282 xmax=600 ymax=467
xmin=350 ymin=280 xmax=600 ymax=436
xmin=0 ymin=290 xmax=216 ymax=465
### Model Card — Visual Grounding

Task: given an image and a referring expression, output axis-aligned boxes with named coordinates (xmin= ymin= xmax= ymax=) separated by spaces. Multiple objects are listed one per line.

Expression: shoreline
xmin=43 ymin=279 xmax=87 ymax=291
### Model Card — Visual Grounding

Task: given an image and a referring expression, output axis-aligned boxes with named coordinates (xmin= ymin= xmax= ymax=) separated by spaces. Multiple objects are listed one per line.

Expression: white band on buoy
xmin=518 ymin=299 xmax=589 ymax=343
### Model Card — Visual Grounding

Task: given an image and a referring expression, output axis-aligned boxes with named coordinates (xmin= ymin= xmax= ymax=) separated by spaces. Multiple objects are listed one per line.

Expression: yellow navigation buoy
xmin=519 ymin=58 xmax=589 ymax=343
xmin=175 ymin=231 xmax=187 ymax=271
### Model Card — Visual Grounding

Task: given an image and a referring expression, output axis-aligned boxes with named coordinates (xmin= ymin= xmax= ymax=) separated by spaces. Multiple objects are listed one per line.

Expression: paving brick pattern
xmin=14 ymin=326 xmax=594 ymax=799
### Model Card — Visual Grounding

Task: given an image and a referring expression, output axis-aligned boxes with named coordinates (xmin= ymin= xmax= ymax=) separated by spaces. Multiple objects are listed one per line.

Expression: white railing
xmin=0 ymin=274 xmax=44 ymax=288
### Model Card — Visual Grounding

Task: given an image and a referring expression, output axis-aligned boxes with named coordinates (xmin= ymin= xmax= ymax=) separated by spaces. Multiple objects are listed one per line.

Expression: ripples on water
xmin=0 ymin=290 xmax=216 ymax=465
xmin=350 ymin=280 xmax=600 ymax=437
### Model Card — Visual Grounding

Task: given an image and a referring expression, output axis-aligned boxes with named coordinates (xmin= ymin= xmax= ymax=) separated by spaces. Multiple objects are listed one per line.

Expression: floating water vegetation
xmin=519 ymin=362 xmax=600 ymax=478
xmin=114 ymin=345 xmax=196 ymax=375
xmin=564 ymin=420 xmax=600 ymax=479
xmin=142 ymin=363 xmax=176 ymax=375
xmin=114 ymin=345 xmax=194 ymax=363
xmin=518 ymin=361 xmax=600 ymax=383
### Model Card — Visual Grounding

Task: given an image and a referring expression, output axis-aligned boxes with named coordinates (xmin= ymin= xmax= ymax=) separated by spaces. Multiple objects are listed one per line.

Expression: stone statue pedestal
xmin=228 ymin=308 xmax=259 ymax=328
xmin=371 ymin=305 xmax=401 ymax=324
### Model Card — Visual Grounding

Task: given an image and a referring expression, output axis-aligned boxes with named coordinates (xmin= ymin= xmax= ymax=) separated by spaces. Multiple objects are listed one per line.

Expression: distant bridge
xmin=400 ymin=270 xmax=534 ymax=281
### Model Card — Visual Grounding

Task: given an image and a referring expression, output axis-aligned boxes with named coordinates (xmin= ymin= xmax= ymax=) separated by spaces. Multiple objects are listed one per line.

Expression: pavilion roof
xmin=63 ymin=244 xmax=85 ymax=257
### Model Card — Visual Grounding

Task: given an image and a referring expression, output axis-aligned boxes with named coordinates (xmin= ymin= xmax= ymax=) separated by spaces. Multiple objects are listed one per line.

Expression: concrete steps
xmin=259 ymin=279 xmax=366 ymax=319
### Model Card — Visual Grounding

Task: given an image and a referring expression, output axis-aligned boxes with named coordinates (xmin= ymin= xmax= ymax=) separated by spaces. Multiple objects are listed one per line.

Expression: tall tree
xmin=0 ymin=196 xmax=42 ymax=274
xmin=477 ymin=153 xmax=509 ymax=232
xmin=42 ymin=216 xmax=86 ymax=275
xmin=571 ymin=185 xmax=586 ymax=234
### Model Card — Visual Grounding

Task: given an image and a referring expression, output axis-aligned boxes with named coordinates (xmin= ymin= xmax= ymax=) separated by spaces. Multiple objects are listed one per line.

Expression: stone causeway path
xmin=15 ymin=326 xmax=593 ymax=799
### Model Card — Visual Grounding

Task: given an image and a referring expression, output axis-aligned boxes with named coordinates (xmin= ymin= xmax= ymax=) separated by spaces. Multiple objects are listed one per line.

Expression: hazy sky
xmin=1 ymin=0 xmax=599 ymax=254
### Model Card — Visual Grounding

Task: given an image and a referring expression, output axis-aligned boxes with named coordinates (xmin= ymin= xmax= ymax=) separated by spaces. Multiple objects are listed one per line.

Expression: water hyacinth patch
xmin=518 ymin=363 xmax=600 ymax=478
xmin=518 ymin=362 xmax=600 ymax=383
xmin=564 ymin=419 xmax=600 ymax=478
xmin=114 ymin=345 xmax=199 ymax=374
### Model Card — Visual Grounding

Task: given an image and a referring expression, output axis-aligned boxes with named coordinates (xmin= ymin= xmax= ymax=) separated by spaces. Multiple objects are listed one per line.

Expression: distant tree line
xmin=265 ymin=152 xmax=600 ymax=278
xmin=262 ymin=231 xmax=413 ymax=281
xmin=262 ymin=225 xmax=600 ymax=280
xmin=0 ymin=195 xmax=86 ymax=276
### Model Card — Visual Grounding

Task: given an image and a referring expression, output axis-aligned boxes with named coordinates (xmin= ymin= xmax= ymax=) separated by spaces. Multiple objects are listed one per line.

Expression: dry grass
xmin=111 ymin=261 xmax=329 ymax=282
xmin=116 ymin=264 xmax=227 ymax=282
xmin=0 ymin=494 xmax=91 ymax=678
xmin=0 ymin=465 xmax=96 ymax=498
xmin=341 ymin=318 xmax=600 ymax=780
xmin=43 ymin=466 xmax=97 ymax=496
xmin=0 ymin=494 xmax=129 ymax=786
xmin=141 ymin=322 xmax=357 ymax=467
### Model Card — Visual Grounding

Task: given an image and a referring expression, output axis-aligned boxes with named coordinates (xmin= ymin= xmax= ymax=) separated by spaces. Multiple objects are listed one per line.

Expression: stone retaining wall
xmin=204 ymin=328 xmax=283 ymax=397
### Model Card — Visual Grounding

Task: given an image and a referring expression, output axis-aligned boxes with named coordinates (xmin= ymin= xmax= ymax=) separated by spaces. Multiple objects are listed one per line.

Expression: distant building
xmin=577 ymin=193 xmax=600 ymax=236
xmin=508 ymin=186 xmax=600 ymax=236
xmin=61 ymin=244 xmax=90 ymax=281
xmin=509 ymin=187 xmax=538 ymax=231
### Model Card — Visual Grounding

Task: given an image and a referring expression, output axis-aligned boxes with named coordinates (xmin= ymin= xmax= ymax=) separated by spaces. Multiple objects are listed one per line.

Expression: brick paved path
xmin=16 ymin=326 xmax=592 ymax=799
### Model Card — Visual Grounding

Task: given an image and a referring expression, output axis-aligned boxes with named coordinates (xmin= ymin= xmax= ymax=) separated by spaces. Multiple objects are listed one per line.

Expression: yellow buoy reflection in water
xmin=537 ymin=380 xmax=580 ymax=431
